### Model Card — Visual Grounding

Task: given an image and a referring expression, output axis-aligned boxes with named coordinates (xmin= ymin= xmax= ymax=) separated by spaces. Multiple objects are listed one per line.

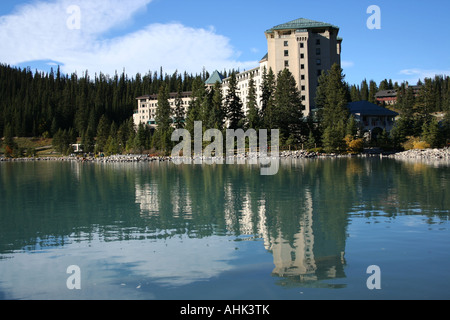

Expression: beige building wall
xmin=133 ymin=93 xmax=192 ymax=128
xmin=221 ymin=58 xmax=268 ymax=117
xmin=134 ymin=19 xmax=342 ymax=128
xmin=265 ymin=25 xmax=342 ymax=117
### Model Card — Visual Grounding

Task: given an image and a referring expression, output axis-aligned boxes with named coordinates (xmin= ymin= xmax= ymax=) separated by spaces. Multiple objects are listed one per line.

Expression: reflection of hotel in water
xmin=268 ymin=190 xmax=346 ymax=283
xmin=135 ymin=182 xmax=346 ymax=283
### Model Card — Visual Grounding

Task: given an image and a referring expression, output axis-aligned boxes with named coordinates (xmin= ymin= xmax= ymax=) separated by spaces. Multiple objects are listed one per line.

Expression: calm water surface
xmin=0 ymin=158 xmax=449 ymax=300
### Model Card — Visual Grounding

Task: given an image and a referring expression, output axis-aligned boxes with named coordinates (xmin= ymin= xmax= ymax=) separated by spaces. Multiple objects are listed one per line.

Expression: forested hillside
xmin=1 ymin=63 xmax=449 ymax=156
xmin=0 ymin=64 xmax=213 ymax=139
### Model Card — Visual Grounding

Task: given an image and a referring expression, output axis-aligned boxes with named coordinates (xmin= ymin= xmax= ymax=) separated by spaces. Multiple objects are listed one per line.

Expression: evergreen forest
xmin=1 ymin=63 xmax=449 ymax=157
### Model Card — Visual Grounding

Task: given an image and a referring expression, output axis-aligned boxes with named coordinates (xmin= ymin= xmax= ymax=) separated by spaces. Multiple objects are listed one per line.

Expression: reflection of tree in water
xmin=263 ymin=159 xmax=352 ymax=287
xmin=0 ymin=161 xmax=142 ymax=253
xmin=268 ymin=188 xmax=347 ymax=287
xmin=1 ymin=158 xmax=449 ymax=287
xmin=347 ymin=158 xmax=450 ymax=218
xmin=134 ymin=159 xmax=352 ymax=287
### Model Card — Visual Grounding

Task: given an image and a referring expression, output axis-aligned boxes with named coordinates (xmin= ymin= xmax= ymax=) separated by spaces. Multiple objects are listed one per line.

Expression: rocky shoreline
xmin=387 ymin=148 xmax=450 ymax=160
xmin=1 ymin=148 xmax=449 ymax=163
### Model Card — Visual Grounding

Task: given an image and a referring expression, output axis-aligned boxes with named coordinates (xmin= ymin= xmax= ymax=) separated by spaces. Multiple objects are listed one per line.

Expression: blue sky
xmin=0 ymin=0 xmax=449 ymax=86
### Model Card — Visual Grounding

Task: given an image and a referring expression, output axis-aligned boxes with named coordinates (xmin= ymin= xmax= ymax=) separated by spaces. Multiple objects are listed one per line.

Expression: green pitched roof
xmin=266 ymin=18 xmax=339 ymax=33
xmin=348 ymin=101 xmax=399 ymax=117
xmin=205 ymin=70 xmax=225 ymax=85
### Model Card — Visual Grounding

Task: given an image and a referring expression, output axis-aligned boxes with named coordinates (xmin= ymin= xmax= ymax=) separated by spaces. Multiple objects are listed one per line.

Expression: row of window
xmin=283 ymin=47 xmax=321 ymax=57
xmin=284 ymin=39 xmax=321 ymax=47
xmin=283 ymin=38 xmax=322 ymax=69
xmin=138 ymin=105 xmax=189 ymax=115
xmin=284 ymin=61 xmax=322 ymax=68
xmin=140 ymin=100 xmax=190 ymax=108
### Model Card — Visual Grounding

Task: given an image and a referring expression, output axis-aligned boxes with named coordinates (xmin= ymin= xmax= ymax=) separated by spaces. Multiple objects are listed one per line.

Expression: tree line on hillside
xmin=317 ymin=68 xmax=450 ymax=152
xmin=1 ymin=63 xmax=449 ymax=157
xmin=0 ymin=63 xmax=226 ymax=155
xmin=140 ymin=64 xmax=450 ymax=155
xmin=133 ymin=67 xmax=308 ymax=154
xmin=0 ymin=63 xmax=226 ymax=138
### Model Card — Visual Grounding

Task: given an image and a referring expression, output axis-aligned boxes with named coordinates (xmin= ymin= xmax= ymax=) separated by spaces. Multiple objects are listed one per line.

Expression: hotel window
xmin=284 ymin=60 xmax=289 ymax=67
xmin=300 ymin=43 xmax=304 ymax=48
xmin=284 ymin=41 xmax=288 ymax=46
xmin=284 ymin=50 xmax=289 ymax=57
xmin=301 ymin=75 xmax=305 ymax=80
xmin=317 ymin=69 xmax=322 ymax=76
xmin=301 ymin=85 xmax=306 ymax=91
xmin=300 ymin=53 xmax=304 ymax=59
xmin=316 ymin=39 xmax=320 ymax=45
xmin=316 ymin=48 xmax=321 ymax=55
xmin=301 ymin=95 xmax=306 ymax=101
xmin=316 ymin=59 xmax=321 ymax=66
xmin=301 ymin=64 xmax=305 ymax=69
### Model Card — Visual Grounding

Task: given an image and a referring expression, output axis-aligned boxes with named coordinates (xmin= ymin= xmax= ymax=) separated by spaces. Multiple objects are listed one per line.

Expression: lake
xmin=0 ymin=157 xmax=449 ymax=300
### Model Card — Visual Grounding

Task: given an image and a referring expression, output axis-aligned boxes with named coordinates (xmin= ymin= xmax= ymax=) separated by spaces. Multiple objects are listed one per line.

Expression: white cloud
xmin=0 ymin=0 xmax=257 ymax=77
xmin=398 ymin=68 xmax=450 ymax=84
xmin=0 ymin=233 xmax=239 ymax=299
xmin=71 ymin=22 xmax=257 ymax=76
xmin=341 ymin=60 xmax=355 ymax=68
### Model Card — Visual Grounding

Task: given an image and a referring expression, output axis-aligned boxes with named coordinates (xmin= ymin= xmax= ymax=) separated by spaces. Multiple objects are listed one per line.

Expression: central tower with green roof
xmin=264 ymin=18 xmax=342 ymax=116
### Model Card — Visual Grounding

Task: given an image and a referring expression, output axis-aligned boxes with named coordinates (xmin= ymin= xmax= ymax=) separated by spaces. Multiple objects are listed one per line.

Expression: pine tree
xmin=155 ymin=83 xmax=173 ymax=152
xmin=105 ymin=135 xmax=119 ymax=156
xmin=116 ymin=122 xmax=127 ymax=152
xmin=350 ymin=85 xmax=361 ymax=102
xmin=52 ymin=129 xmax=63 ymax=153
xmin=173 ymin=82 xmax=185 ymax=129
xmin=260 ymin=67 xmax=276 ymax=129
xmin=315 ymin=63 xmax=350 ymax=152
xmin=323 ymin=121 xmax=346 ymax=153
xmin=81 ymin=127 xmax=95 ymax=153
xmin=3 ymin=123 xmax=17 ymax=156
xmin=225 ymin=72 xmax=244 ymax=129
xmin=51 ymin=117 xmax=59 ymax=137
xmin=422 ymin=118 xmax=441 ymax=148
xmin=126 ymin=118 xmax=137 ymax=153
xmin=96 ymin=115 xmax=111 ymax=153
xmin=390 ymin=116 xmax=412 ymax=149
xmin=396 ymin=83 xmax=406 ymax=111
xmin=245 ymin=75 xmax=260 ymax=130
xmin=360 ymin=79 xmax=369 ymax=101
xmin=305 ymin=130 xmax=316 ymax=150
xmin=210 ymin=81 xmax=225 ymax=130
xmin=201 ymin=85 xmax=213 ymax=128
xmin=273 ymin=69 xmax=305 ymax=143
xmin=379 ymin=79 xmax=389 ymax=91
xmin=368 ymin=80 xmax=378 ymax=104
xmin=185 ymin=77 xmax=205 ymax=134
xmin=416 ymin=78 xmax=435 ymax=116
xmin=320 ymin=64 xmax=349 ymax=128
xmin=134 ymin=123 xmax=148 ymax=153
xmin=155 ymin=83 xmax=172 ymax=130
xmin=377 ymin=129 xmax=392 ymax=150
xmin=52 ymin=128 xmax=76 ymax=154
xmin=346 ymin=115 xmax=358 ymax=137
xmin=403 ymin=85 xmax=416 ymax=117
xmin=441 ymin=112 xmax=450 ymax=145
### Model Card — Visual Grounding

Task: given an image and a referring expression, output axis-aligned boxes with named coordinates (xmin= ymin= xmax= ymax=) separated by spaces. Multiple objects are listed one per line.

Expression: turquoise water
xmin=0 ymin=158 xmax=449 ymax=300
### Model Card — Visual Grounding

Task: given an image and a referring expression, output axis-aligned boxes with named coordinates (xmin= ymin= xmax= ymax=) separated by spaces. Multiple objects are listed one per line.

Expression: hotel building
xmin=134 ymin=18 xmax=342 ymax=127
xmin=134 ymin=91 xmax=192 ymax=128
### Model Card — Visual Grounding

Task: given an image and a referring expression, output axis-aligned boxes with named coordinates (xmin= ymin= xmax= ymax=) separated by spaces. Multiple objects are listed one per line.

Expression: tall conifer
xmin=225 ymin=72 xmax=244 ymax=129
